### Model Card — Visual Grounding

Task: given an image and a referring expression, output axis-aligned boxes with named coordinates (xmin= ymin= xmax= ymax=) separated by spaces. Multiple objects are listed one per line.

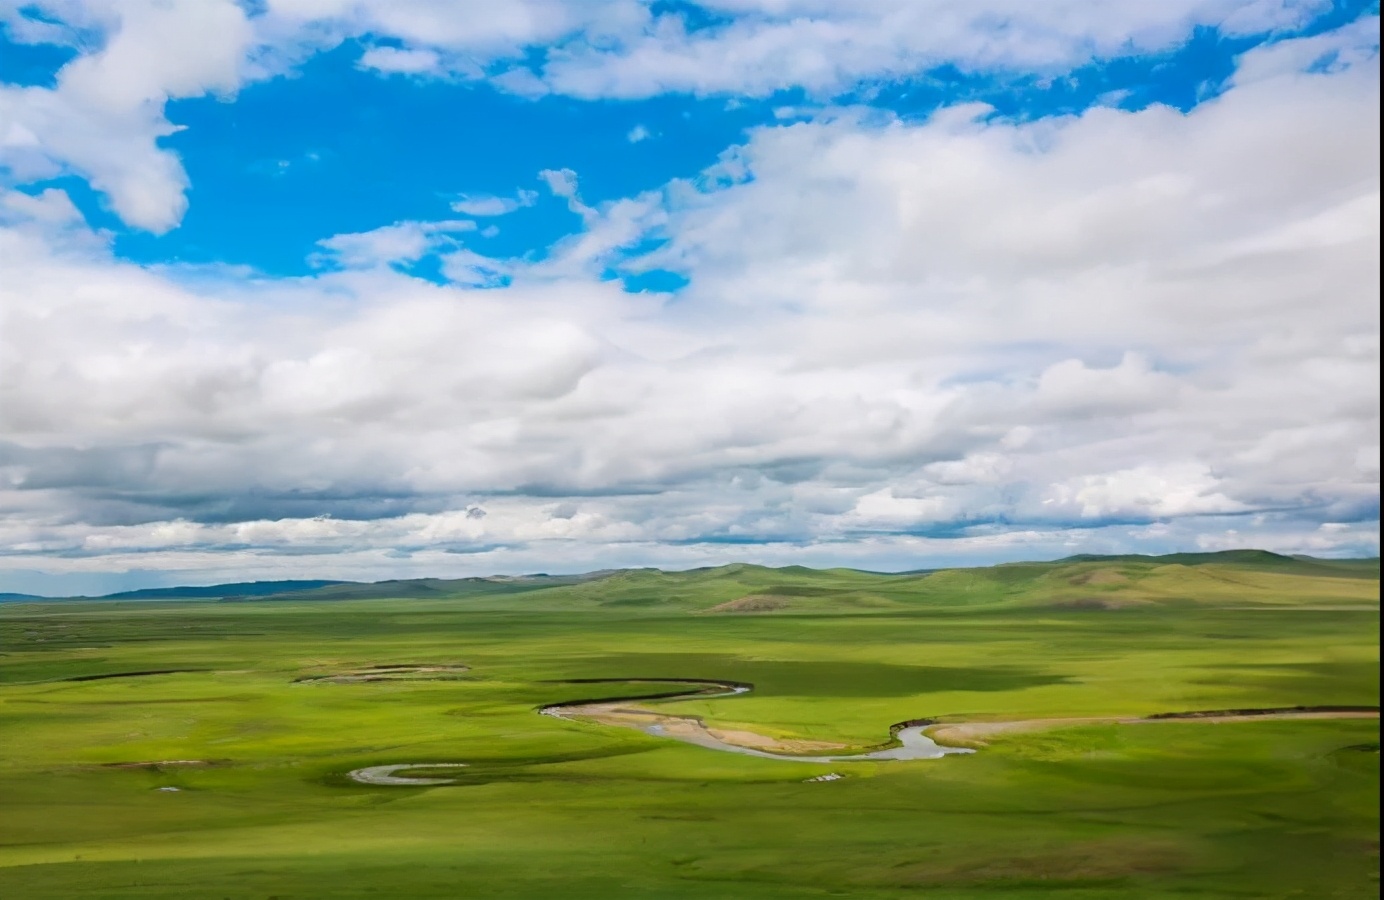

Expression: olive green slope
xmin=364 ymin=550 xmax=1378 ymax=613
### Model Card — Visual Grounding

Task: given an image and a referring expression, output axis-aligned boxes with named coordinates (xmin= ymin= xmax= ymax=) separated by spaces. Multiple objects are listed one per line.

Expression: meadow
xmin=1 ymin=552 xmax=1378 ymax=898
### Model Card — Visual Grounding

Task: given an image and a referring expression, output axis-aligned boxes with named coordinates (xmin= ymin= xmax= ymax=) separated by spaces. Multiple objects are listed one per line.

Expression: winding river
xmin=348 ymin=763 xmax=470 ymax=785
xmin=342 ymin=676 xmax=1376 ymax=784
xmin=539 ymin=678 xmax=975 ymax=761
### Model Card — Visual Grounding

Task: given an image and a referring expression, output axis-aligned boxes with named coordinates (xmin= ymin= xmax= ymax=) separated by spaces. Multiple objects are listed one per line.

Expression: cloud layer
xmin=0 ymin=6 xmax=1378 ymax=589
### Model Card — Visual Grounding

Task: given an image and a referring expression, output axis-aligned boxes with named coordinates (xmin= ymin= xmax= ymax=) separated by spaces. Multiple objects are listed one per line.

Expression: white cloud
xmin=0 ymin=187 xmax=84 ymax=226
xmin=923 ymin=453 xmax=1012 ymax=486
xmin=1035 ymin=354 xmax=1181 ymax=419
xmin=439 ymin=247 xmax=513 ymax=286
xmin=1 ymin=1 xmax=1366 ymax=235
xmin=1230 ymin=12 xmax=1379 ymax=84
xmin=1044 ymin=463 xmax=1247 ymax=519
xmin=450 ymin=190 xmax=539 ymax=217
xmin=260 ymin=0 xmax=647 ymax=58
xmin=846 ymin=489 xmax=955 ymax=528
xmin=0 ymin=0 xmax=255 ymax=232
xmin=538 ymin=167 xmax=580 ymax=199
xmin=536 ymin=0 xmax=1342 ymax=98
xmin=253 ymin=1 xmax=1352 ymax=102
xmin=537 ymin=167 xmax=598 ymax=222
xmin=256 ymin=0 xmax=1353 ymax=104
xmin=0 ymin=0 xmax=631 ymax=231
xmin=627 ymin=123 xmax=652 ymax=143
xmin=0 ymin=20 xmax=1377 ymax=588
xmin=357 ymin=45 xmax=443 ymax=75
xmin=313 ymin=219 xmax=476 ymax=268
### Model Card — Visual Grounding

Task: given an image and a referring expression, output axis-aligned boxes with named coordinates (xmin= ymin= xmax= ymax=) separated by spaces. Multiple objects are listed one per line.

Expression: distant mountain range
xmin=0 ymin=572 xmax=616 ymax=602
xmin=0 ymin=550 xmax=1376 ymax=604
xmin=0 ymin=580 xmax=346 ymax=602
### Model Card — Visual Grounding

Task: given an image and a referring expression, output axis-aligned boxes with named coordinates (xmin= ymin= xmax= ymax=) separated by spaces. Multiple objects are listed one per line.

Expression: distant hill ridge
xmin=1063 ymin=549 xmax=1303 ymax=566
xmin=0 ymin=580 xmax=348 ymax=602
xmin=103 ymin=580 xmax=349 ymax=600
xmin=0 ymin=572 xmax=619 ymax=602
xmin=1 ymin=550 xmax=1376 ymax=603
xmin=1057 ymin=550 xmax=1379 ymax=576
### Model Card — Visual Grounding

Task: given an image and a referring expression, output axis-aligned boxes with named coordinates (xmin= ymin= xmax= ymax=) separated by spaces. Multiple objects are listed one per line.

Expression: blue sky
xmin=0 ymin=1 xmax=1378 ymax=594
xmin=4 ymin=1 xmax=1373 ymax=280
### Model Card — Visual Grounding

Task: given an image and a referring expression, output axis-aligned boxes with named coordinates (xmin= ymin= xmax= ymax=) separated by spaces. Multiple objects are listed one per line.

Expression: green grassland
xmin=1 ymin=552 xmax=1378 ymax=898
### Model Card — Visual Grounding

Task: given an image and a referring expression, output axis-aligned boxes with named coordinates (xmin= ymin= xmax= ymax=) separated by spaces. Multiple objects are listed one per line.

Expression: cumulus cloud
xmin=538 ymin=167 xmax=581 ymax=199
xmin=450 ymin=190 xmax=539 ymax=217
xmin=357 ymin=45 xmax=443 ymax=76
xmin=0 ymin=18 xmax=1377 ymax=588
xmin=502 ymin=0 xmax=1336 ymax=98
xmin=313 ymin=219 xmax=477 ymax=268
xmin=537 ymin=167 xmax=600 ymax=224
xmin=0 ymin=0 xmax=629 ymax=230
xmin=268 ymin=0 xmax=1349 ymax=100
xmin=259 ymin=0 xmax=647 ymax=59
xmin=0 ymin=1 xmax=1362 ymax=233
xmin=1 ymin=0 xmax=255 ymax=232
xmin=1043 ymin=463 xmax=1247 ymax=520
xmin=0 ymin=187 xmax=84 ymax=226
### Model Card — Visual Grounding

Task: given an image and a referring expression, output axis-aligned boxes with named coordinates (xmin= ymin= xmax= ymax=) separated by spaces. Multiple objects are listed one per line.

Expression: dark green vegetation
xmin=1 ymin=551 xmax=1377 ymax=898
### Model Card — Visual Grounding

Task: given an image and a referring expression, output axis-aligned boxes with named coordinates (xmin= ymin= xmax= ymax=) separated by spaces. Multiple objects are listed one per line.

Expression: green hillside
xmin=28 ymin=551 xmax=1372 ymax=612
xmin=221 ymin=551 xmax=1379 ymax=613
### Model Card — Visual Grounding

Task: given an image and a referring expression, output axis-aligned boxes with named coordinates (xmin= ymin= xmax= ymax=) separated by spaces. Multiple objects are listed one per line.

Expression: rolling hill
xmin=8 ymin=550 xmax=1373 ymax=612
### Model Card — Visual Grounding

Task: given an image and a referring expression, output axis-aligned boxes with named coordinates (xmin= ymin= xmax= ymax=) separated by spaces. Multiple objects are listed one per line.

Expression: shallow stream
xmin=541 ymin=679 xmax=974 ymax=762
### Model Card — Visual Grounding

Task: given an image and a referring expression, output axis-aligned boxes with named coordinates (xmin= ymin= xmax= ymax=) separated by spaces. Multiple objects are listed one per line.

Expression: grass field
xmin=1 ymin=552 xmax=1378 ymax=898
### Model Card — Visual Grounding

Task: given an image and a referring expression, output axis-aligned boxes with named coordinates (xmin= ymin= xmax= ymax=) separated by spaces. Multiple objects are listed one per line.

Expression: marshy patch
xmin=293 ymin=664 xmax=470 ymax=684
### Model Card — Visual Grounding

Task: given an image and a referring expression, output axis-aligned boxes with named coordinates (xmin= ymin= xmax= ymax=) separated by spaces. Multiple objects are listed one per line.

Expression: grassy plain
xmin=1 ymin=552 xmax=1378 ymax=898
